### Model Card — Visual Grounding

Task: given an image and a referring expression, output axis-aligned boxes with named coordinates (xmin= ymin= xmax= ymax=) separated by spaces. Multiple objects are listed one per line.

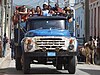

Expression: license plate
xmin=47 ymin=52 xmax=56 ymax=56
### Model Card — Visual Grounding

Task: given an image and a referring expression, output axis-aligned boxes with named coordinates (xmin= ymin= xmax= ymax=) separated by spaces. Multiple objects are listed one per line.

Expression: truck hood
xmin=25 ymin=29 xmax=71 ymax=37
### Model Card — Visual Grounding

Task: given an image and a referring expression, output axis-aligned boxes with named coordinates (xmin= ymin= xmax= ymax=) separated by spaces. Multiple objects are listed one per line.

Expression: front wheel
xmin=68 ymin=56 xmax=76 ymax=74
xmin=56 ymin=57 xmax=62 ymax=70
xmin=64 ymin=63 xmax=68 ymax=70
xmin=16 ymin=57 xmax=22 ymax=70
xmin=94 ymin=53 xmax=100 ymax=65
xmin=23 ymin=55 xmax=30 ymax=74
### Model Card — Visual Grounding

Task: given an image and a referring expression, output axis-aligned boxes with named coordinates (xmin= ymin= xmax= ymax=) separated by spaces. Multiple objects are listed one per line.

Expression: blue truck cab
xmin=14 ymin=16 xmax=78 ymax=74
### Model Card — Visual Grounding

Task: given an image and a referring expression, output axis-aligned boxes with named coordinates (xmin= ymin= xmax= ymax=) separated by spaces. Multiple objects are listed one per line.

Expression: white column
xmin=8 ymin=0 xmax=11 ymax=40
xmin=91 ymin=9 xmax=93 ymax=37
xmin=96 ymin=6 xmax=98 ymax=37
xmin=89 ymin=8 xmax=92 ymax=36
xmin=93 ymin=8 xmax=94 ymax=37
xmin=99 ymin=6 xmax=100 ymax=37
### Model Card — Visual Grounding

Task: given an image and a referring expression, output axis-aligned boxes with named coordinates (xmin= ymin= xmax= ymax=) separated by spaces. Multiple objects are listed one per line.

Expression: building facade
xmin=89 ymin=0 xmax=100 ymax=38
xmin=64 ymin=0 xmax=75 ymax=7
xmin=74 ymin=0 xmax=85 ymax=37
xmin=0 ymin=0 xmax=1 ymax=22
xmin=0 ymin=0 xmax=1 ymax=37
xmin=0 ymin=0 xmax=12 ymax=40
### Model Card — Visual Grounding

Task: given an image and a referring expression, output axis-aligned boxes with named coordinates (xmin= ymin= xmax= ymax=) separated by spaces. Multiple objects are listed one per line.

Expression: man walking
xmin=10 ymin=38 xmax=14 ymax=59
xmin=2 ymin=33 xmax=8 ymax=57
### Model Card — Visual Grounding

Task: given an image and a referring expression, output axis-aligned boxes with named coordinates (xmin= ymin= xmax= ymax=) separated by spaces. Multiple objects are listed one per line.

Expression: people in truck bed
xmin=13 ymin=3 xmax=74 ymax=23
xmin=35 ymin=6 xmax=43 ymax=16
xmin=30 ymin=8 xmax=35 ymax=16
xmin=42 ymin=2 xmax=50 ymax=16
xmin=53 ymin=3 xmax=64 ymax=16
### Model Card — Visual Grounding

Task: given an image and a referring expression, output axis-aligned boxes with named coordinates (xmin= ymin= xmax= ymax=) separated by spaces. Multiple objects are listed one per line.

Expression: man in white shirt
xmin=42 ymin=2 xmax=51 ymax=16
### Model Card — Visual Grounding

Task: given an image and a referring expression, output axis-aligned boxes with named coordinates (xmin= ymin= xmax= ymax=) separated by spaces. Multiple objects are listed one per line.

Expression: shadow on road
xmin=0 ymin=67 xmax=69 ymax=74
xmin=30 ymin=67 xmax=68 ymax=74
xmin=0 ymin=68 xmax=23 ymax=74
xmin=79 ymin=69 xmax=100 ymax=75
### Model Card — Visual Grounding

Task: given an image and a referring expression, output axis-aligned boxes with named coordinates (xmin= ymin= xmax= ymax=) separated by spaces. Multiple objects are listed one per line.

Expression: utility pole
xmin=8 ymin=0 xmax=11 ymax=40
xmin=1 ymin=0 xmax=5 ymax=53
xmin=10 ymin=0 xmax=13 ymax=39
xmin=1 ymin=0 xmax=5 ymax=37
xmin=85 ymin=0 xmax=89 ymax=41
xmin=4 ymin=0 xmax=7 ymax=36
xmin=1 ymin=0 xmax=4 ymax=37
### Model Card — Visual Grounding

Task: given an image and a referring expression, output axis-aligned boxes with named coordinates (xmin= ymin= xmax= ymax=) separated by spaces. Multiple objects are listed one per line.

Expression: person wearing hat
xmin=42 ymin=2 xmax=50 ymax=16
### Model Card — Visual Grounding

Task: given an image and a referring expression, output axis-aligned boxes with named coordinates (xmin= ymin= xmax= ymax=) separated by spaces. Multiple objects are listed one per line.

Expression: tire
xmin=15 ymin=45 xmax=22 ymax=70
xmin=56 ymin=57 xmax=62 ymax=70
xmin=16 ymin=57 xmax=22 ymax=70
xmin=53 ymin=59 xmax=56 ymax=67
xmin=94 ymin=53 xmax=100 ymax=65
xmin=56 ymin=64 xmax=62 ymax=70
xmin=64 ymin=57 xmax=68 ymax=70
xmin=68 ymin=56 xmax=76 ymax=74
xmin=23 ymin=55 xmax=30 ymax=74
xmin=64 ymin=64 xmax=68 ymax=70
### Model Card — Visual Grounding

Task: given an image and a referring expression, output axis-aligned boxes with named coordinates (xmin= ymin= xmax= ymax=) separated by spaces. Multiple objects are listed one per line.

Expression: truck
xmin=14 ymin=16 xmax=78 ymax=74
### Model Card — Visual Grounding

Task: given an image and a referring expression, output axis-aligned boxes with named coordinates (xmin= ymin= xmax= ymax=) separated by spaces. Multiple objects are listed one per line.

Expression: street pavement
xmin=0 ymin=44 xmax=100 ymax=75
xmin=0 ymin=59 xmax=100 ymax=75
xmin=0 ymin=43 xmax=11 ymax=68
xmin=0 ymin=54 xmax=100 ymax=75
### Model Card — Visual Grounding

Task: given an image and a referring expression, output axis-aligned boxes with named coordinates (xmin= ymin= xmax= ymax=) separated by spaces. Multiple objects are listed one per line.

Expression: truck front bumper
xmin=24 ymin=51 xmax=77 ymax=57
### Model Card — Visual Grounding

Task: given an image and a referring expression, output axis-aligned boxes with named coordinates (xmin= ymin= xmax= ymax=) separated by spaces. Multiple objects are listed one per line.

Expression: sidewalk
xmin=0 ymin=44 xmax=11 ymax=67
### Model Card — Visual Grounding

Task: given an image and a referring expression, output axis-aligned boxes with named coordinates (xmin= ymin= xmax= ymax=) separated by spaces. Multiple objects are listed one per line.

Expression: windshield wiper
xmin=50 ymin=27 xmax=62 ymax=30
xmin=56 ymin=28 xmax=62 ymax=30
xmin=48 ymin=27 xmax=62 ymax=30
xmin=35 ymin=27 xmax=43 ymax=30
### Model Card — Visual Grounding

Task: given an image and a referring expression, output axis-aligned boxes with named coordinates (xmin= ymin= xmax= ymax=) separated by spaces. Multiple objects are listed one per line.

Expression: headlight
xmin=24 ymin=38 xmax=34 ymax=52
xmin=27 ymin=44 xmax=33 ymax=50
xmin=68 ymin=44 xmax=74 ymax=50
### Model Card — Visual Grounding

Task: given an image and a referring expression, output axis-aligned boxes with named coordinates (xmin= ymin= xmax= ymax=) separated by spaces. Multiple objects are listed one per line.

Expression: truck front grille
xmin=36 ymin=37 xmax=65 ymax=50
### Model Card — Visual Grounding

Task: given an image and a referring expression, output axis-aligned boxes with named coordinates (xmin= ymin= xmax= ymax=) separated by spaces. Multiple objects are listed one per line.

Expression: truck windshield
xmin=27 ymin=20 xmax=67 ymax=30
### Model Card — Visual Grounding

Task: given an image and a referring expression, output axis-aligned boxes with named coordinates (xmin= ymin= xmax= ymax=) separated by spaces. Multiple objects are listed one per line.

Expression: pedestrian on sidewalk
xmin=2 ymin=33 xmax=8 ymax=57
xmin=10 ymin=38 xmax=14 ymax=59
